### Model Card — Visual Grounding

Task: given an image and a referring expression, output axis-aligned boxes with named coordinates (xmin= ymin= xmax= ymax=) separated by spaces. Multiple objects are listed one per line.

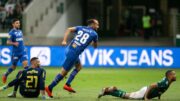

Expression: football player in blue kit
xmin=45 ymin=19 xmax=99 ymax=97
xmin=2 ymin=19 xmax=28 ymax=84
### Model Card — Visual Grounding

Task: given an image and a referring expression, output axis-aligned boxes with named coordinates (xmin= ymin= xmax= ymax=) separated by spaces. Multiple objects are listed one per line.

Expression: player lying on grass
xmin=45 ymin=19 xmax=99 ymax=98
xmin=98 ymin=70 xmax=176 ymax=100
xmin=0 ymin=57 xmax=48 ymax=99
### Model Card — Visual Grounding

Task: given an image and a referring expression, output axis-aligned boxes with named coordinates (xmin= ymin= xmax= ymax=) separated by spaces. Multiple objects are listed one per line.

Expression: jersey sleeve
xmin=74 ymin=26 xmax=81 ymax=33
xmin=39 ymin=68 xmax=46 ymax=90
xmin=8 ymin=31 xmax=14 ymax=41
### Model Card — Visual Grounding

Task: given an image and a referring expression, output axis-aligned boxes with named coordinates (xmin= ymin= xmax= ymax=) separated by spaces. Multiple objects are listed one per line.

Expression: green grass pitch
xmin=0 ymin=67 xmax=179 ymax=101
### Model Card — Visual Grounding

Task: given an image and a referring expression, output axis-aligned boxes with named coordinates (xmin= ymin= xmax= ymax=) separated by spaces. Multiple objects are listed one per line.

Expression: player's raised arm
xmin=144 ymin=83 xmax=158 ymax=100
xmin=62 ymin=27 xmax=76 ymax=46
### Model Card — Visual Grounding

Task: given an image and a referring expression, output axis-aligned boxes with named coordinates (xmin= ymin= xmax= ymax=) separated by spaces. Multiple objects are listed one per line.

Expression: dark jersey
xmin=148 ymin=77 xmax=169 ymax=99
xmin=8 ymin=67 xmax=46 ymax=97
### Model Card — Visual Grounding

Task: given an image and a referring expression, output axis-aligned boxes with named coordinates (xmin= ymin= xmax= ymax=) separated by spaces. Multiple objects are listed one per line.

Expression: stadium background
xmin=0 ymin=0 xmax=180 ymax=100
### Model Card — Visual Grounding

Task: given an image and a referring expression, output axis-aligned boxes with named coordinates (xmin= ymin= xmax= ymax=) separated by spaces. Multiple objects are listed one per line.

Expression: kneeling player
xmin=98 ymin=70 xmax=176 ymax=100
xmin=0 ymin=57 xmax=48 ymax=99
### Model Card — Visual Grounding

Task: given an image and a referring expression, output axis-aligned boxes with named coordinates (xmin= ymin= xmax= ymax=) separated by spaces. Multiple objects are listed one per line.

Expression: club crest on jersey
xmin=72 ymin=43 xmax=77 ymax=48
xmin=74 ymin=41 xmax=81 ymax=46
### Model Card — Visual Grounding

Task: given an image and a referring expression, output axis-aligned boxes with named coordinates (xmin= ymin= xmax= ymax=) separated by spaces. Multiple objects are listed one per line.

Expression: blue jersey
xmin=8 ymin=28 xmax=25 ymax=54
xmin=68 ymin=26 xmax=98 ymax=55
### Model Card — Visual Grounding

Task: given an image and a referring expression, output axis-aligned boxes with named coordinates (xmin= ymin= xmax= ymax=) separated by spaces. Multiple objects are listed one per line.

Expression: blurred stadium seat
xmin=0 ymin=0 xmax=32 ymax=32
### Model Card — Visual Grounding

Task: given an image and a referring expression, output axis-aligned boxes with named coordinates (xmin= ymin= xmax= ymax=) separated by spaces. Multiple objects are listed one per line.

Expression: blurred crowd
xmin=0 ymin=0 xmax=32 ymax=31
xmin=118 ymin=8 xmax=163 ymax=39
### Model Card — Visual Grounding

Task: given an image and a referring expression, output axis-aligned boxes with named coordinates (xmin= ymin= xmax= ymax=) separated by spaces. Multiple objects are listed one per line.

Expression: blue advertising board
xmin=0 ymin=46 xmax=180 ymax=68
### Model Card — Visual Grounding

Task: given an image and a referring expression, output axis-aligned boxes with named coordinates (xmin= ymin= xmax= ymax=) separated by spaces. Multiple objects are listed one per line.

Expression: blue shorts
xmin=12 ymin=51 xmax=28 ymax=66
xmin=62 ymin=48 xmax=80 ymax=71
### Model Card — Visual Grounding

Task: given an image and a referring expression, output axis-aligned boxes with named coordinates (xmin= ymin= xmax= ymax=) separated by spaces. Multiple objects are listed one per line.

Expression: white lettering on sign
xmin=0 ymin=48 xmax=11 ymax=64
xmin=81 ymin=49 xmax=173 ymax=67
xmin=80 ymin=49 xmax=114 ymax=66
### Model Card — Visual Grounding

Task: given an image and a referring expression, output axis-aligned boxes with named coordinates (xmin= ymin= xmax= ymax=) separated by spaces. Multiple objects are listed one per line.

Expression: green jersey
xmin=147 ymin=77 xmax=169 ymax=99
xmin=142 ymin=15 xmax=151 ymax=28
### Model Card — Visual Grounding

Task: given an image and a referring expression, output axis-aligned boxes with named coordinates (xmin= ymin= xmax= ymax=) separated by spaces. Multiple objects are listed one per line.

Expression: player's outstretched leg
xmin=64 ymin=62 xmax=82 ymax=93
xmin=98 ymin=87 xmax=109 ymax=98
xmin=8 ymin=71 xmax=22 ymax=98
xmin=2 ymin=56 xmax=19 ymax=84
xmin=2 ymin=60 xmax=28 ymax=84
xmin=98 ymin=86 xmax=126 ymax=98
xmin=2 ymin=66 xmax=16 ymax=84
xmin=46 ymin=68 xmax=67 ymax=97
xmin=46 ymin=73 xmax=63 ymax=97
xmin=45 ymin=86 xmax=53 ymax=98
xmin=64 ymin=68 xmax=77 ymax=93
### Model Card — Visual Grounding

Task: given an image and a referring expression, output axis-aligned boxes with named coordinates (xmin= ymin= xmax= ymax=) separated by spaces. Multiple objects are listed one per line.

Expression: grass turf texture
xmin=0 ymin=67 xmax=179 ymax=101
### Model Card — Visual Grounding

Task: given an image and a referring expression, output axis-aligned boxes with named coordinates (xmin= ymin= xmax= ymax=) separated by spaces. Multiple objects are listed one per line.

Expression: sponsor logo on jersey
xmin=16 ymin=38 xmax=23 ymax=41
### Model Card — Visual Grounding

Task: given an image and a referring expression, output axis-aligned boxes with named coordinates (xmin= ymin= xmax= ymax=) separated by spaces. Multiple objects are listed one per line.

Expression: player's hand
xmin=62 ymin=40 xmax=67 ymax=46
xmin=13 ymin=42 xmax=19 ymax=47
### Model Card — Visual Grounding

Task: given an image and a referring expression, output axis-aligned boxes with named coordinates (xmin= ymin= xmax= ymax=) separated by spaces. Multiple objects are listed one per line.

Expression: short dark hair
xmin=165 ymin=70 xmax=174 ymax=77
xmin=87 ymin=19 xmax=96 ymax=25
xmin=30 ymin=57 xmax=39 ymax=63
xmin=12 ymin=18 xmax=19 ymax=24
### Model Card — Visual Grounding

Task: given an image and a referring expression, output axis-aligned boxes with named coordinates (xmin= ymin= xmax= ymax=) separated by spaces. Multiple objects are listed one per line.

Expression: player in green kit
xmin=98 ymin=70 xmax=176 ymax=100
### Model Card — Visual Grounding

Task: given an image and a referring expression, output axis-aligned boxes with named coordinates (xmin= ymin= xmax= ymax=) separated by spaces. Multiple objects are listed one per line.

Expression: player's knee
xmin=76 ymin=66 xmax=82 ymax=71
xmin=61 ymin=72 xmax=67 ymax=76
xmin=12 ymin=65 xmax=16 ymax=70
xmin=75 ymin=63 xmax=82 ymax=71
xmin=61 ymin=68 xmax=68 ymax=76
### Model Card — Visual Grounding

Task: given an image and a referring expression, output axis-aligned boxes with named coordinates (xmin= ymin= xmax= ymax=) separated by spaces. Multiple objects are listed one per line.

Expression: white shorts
xmin=129 ymin=86 xmax=148 ymax=100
